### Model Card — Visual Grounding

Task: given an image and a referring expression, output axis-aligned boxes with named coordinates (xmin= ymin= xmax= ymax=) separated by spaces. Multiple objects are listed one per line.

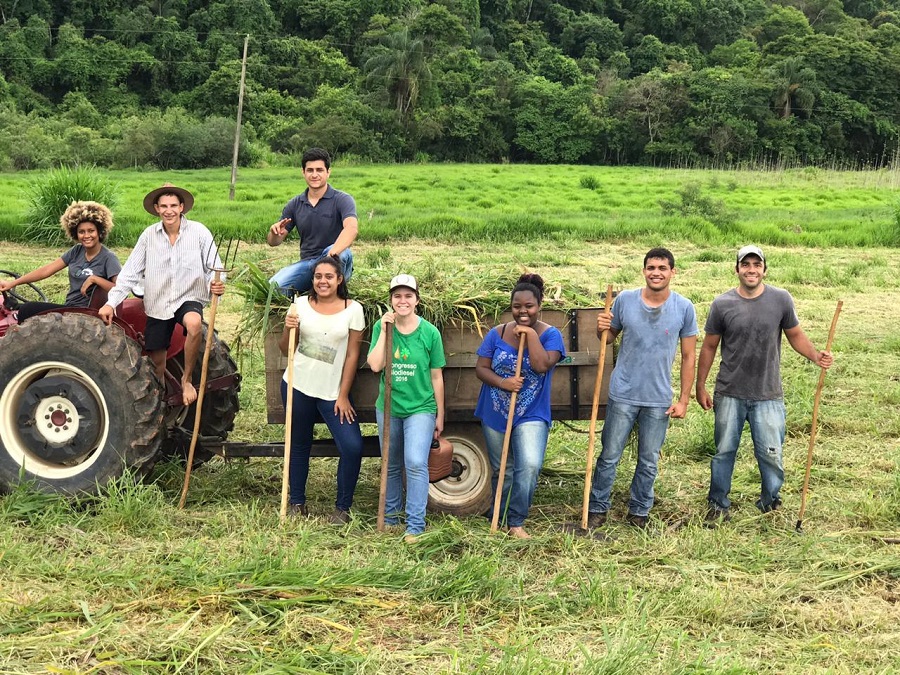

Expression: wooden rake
xmin=178 ymin=233 xmax=240 ymax=509
xmin=795 ymin=299 xmax=842 ymax=533
xmin=490 ymin=331 xmax=527 ymax=534
xmin=376 ymin=325 xmax=394 ymax=532
xmin=280 ymin=299 xmax=299 ymax=523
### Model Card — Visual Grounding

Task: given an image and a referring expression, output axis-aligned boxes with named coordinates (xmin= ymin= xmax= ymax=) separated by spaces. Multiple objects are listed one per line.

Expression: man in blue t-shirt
xmin=587 ymin=247 xmax=698 ymax=529
xmin=266 ymin=147 xmax=358 ymax=294
xmin=696 ymin=245 xmax=834 ymax=525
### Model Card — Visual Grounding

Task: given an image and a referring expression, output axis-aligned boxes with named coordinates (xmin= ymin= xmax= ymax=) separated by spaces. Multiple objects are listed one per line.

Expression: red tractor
xmin=0 ymin=271 xmax=240 ymax=495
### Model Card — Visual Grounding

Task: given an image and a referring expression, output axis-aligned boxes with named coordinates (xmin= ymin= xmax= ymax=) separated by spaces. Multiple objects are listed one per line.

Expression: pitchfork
xmin=178 ymin=232 xmax=239 ymax=508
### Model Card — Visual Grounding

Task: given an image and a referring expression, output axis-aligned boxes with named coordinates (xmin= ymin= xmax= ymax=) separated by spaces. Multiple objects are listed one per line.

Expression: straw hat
xmin=142 ymin=183 xmax=194 ymax=215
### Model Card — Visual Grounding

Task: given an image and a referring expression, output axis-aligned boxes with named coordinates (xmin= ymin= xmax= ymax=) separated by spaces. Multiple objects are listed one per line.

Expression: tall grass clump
xmin=659 ymin=182 xmax=737 ymax=232
xmin=580 ymin=174 xmax=601 ymax=190
xmin=24 ymin=165 xmax=119 ymax=246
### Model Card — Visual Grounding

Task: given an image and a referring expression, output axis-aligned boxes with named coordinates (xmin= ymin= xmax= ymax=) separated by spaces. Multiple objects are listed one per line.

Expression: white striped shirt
xmin=106 ymin=217 xmax=222 ymax=320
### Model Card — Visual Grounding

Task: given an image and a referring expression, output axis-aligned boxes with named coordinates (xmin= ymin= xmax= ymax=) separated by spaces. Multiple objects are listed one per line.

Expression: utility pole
xmin=229 ymin=34 xmax=250 ymax=201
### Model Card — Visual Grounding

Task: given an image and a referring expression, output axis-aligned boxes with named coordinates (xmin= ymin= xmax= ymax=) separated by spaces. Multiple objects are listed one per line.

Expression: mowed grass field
xmin=1 ymin=165 xmax=899 ymax=673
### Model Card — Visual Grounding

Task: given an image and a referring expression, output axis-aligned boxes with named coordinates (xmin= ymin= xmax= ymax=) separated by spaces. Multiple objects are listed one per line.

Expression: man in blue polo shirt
xmin=267 ymin=147 xmax=358 ymax=294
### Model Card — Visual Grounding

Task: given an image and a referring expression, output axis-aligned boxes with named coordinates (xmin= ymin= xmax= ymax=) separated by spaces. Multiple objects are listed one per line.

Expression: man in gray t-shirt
xmin=587 ymin=248 xmax=698 ymax=529
xmin=696 ymin=245 xmax=833 ymax=524
xmin=266 ymin=147 xmax=358 ymax=295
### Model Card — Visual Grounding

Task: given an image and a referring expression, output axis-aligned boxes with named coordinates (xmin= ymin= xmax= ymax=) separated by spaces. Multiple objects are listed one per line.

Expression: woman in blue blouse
xmin=474 ymin=273 xmax=565 ymax=538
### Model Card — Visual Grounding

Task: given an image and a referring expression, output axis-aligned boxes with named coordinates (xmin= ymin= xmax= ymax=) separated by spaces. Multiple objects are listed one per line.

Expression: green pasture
xmin=0 ymin=164 xmax=898 ymax=249
xmin=1 ymin=167 xmax=899 ymax=673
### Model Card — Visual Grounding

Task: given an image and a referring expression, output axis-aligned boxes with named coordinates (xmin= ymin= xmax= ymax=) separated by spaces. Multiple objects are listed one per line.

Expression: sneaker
xmin=704 ymin=505 xmax=731 ymax=527
xmin=327 ymin=508 xmax=350 ymax=525
xmin=625 ymin=513 xmax=648 ymax=529
xmin=288 ymin=503 xmax=308 ymax=517
xmin=586 ymin=512 xmax=608 ymax=529
xmin=507 ymin=526 xmax=532 ymax=539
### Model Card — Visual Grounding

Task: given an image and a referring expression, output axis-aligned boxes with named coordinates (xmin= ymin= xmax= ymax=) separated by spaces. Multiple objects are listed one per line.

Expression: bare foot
xmin=507 ymin=526 xmax=531 ymax=539
xmin=182 ymin=379 xmax=198 ymax=406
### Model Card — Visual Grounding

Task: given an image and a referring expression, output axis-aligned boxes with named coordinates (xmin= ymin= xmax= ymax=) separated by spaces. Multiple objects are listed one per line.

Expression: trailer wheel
xmin=427 ymin=423 xmax=493 ymax=516
xmin=0 ymin=313 xmax=164 ymax=494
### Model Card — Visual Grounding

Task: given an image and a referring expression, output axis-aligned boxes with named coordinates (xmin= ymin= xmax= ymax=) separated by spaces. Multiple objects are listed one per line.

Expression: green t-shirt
xmin=369 ymin=317 xmax=446 ymax=417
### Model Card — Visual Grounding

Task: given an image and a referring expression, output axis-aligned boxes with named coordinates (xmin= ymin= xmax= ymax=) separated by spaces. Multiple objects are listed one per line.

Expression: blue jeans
xmin=482 ymin=421 xmax=550 ymax=528
xmin=280 ymin=380 xmax=363 ymax=510
xmin=589 ymin=398 xmax=670 ymax=517
xmin=708 ymin=394 xmax=786 ymax=512
xmin=270 ymin=245 xmax=354 ymax=295
xmin=376 ymin=410 xmax=436 ymax=535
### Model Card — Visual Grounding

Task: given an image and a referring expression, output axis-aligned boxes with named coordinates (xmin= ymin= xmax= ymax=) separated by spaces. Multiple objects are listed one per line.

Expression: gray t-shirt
xmin=282 ymin=185 xmax=357 ymax=261
xmin=704 ymin=285 xmax=799 ymax=400
xmin=608 ymin=288 xmax=698 ymax=407
xmin=60 ymin=244 xmax=122 ymax=307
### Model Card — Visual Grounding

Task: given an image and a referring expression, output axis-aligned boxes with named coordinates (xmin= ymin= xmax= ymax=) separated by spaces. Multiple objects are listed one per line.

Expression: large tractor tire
xmin=0 ymin=313 xmax=164 ymax=494
xmin=427 ymin=423 xmax=494 ymax=516
xmin=160 ymin=323 xmax=240 ymax=465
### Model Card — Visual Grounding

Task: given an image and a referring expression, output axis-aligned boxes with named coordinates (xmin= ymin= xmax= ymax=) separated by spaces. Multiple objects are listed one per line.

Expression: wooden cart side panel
xmin=265 ymin=307 xmax=613 ymax=425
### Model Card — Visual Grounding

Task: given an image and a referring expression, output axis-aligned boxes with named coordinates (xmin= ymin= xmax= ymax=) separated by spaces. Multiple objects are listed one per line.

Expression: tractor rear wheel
xmin=0 ymin=313 xmax=164 ymax=494
xmin=160 ymin=323 xmax=241 ymax=466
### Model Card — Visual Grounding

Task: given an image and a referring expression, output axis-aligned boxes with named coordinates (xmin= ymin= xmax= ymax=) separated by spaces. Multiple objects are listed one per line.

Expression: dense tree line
xmin=1 ymin=0 xmax=900 ymax=169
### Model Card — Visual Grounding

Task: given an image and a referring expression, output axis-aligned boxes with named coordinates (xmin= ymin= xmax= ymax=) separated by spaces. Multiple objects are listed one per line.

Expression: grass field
xmin=1 ymin=165 xmax=899 ymax=673
xmin=1 ymin=164 xmax=899 ymax=248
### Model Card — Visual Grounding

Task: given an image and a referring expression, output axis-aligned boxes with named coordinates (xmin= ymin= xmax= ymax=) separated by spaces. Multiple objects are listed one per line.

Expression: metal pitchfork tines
xmin=178 ymin=231 xmax=240 ymax=509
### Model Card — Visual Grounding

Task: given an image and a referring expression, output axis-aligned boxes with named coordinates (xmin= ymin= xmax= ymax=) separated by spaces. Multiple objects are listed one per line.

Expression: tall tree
xmin=364 ymin=28 xmax=432 ymax=126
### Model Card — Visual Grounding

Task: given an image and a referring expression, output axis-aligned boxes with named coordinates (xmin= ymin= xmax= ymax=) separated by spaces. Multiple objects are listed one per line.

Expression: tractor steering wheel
xmin=0 ymin=269 xmax=48 ymax=308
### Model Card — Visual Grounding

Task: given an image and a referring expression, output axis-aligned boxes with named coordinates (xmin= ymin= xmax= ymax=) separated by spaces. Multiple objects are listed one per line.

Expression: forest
xmin=2 ymin=0 xmax=900 ymax=169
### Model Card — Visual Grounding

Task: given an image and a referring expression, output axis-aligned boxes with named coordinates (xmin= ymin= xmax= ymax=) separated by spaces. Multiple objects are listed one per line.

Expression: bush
xmin=579 ymin=174 xmax=600 ymax=190
xmin=24 ymin=166 xmax=119 ymax=246
xmin=659 ymin=182 xmax=737 ymax=230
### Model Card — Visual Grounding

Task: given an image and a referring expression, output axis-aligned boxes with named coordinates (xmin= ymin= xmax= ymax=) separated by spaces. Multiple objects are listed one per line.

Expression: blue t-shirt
xmin=608 ymin=288 xmax=698 ymax=407
xmin=281 ymin=185 xmax=357 ymax=261
xmin=474 ymin=325 xmax=566 ymax=432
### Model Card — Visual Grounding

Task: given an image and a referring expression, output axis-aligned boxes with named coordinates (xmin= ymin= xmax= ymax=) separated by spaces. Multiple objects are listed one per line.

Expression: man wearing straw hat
xmin=696 ymin=245 xmax=833 ymax=525
xmin=99 ymin=184 xmax=224 ymax=406
xmin=586 ymin=247 xmax=698 ymax=529
xmin=266 ymin=147 xmax=358 ymax=294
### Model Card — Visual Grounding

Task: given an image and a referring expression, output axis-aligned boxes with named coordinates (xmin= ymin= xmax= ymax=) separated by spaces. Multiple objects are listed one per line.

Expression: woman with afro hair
xmin=0 ymin=201 xmax=122 ymax=322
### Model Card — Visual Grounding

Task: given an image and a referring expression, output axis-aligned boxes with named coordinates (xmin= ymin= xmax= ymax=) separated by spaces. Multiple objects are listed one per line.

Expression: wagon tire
xmin=427 ymin=423 xmax=493 ymax=517
xmin=0 ymin=312 xmax=164 ymax=495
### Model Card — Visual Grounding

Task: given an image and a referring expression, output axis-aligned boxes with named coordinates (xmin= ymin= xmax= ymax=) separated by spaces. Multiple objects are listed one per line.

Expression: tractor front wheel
xmin=0 ymin=313 xmax=164 ymax=494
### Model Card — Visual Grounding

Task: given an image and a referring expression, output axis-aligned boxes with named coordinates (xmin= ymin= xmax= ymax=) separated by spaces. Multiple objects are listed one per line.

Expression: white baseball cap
xmin=389 ymin=274 xmax=418 ymax=294
xmin=737 ymin=245 xmax=765 ymax=264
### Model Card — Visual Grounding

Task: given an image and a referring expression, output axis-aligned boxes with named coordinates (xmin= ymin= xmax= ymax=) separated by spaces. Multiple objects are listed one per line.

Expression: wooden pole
xmin=376 ymin=326 xmax=394 ymax=531
xmin=490 ymin=331 xmax=527 ymax=534
xmin=279 ymin=300 xmax=299 ymax=522
xmin=581 ymin=284 xmax=614 ymax=530
xmin=229 ymin=34 xmax=249 ymax=201
xmin=796 ymin=300 xmax=842 ymax=532
xmin=178 ymin=270 xmax=222 ymax=509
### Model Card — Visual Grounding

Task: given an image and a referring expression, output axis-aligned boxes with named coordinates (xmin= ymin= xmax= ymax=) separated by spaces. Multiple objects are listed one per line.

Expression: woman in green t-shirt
xmin=367 ymin=274 xmax=446 ymax=543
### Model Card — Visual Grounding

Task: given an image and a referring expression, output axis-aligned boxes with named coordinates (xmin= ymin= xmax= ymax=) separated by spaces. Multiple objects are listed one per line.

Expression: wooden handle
xmin=490 ymin=330 xmax=527 ymax=534
xmin=280 ymin=300 xmax=299 ymax=523
xmin=178 ymin=270 xmax=222 ymax=509
xmin=797 ymin=300 xmax=842 ymax=527
xmin=581 ymin=284 xmax=614 ymax=530
xmin=376 ymin=325 xmax=394 ymax=532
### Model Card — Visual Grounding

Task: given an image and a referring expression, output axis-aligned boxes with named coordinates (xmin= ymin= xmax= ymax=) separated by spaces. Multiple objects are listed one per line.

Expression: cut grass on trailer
xmin=1 ymin=237 xmax=898 ymax=673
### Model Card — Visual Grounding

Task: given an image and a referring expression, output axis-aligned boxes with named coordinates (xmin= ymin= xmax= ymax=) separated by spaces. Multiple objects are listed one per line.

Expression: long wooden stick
xmin=376 ymin=325 xmax=394 ymax=532
xmin=490 ymin=330 xmax=527 ymax=534
xmin=796 ymin=300 xmax=842 ymax=531
xmin=178 ymin=270 xmax=221 ymax=509
xmin=581 ymin=284 xmax=614 ymax=530
xmin=279 ymin=301 xmax=299 ymax=523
